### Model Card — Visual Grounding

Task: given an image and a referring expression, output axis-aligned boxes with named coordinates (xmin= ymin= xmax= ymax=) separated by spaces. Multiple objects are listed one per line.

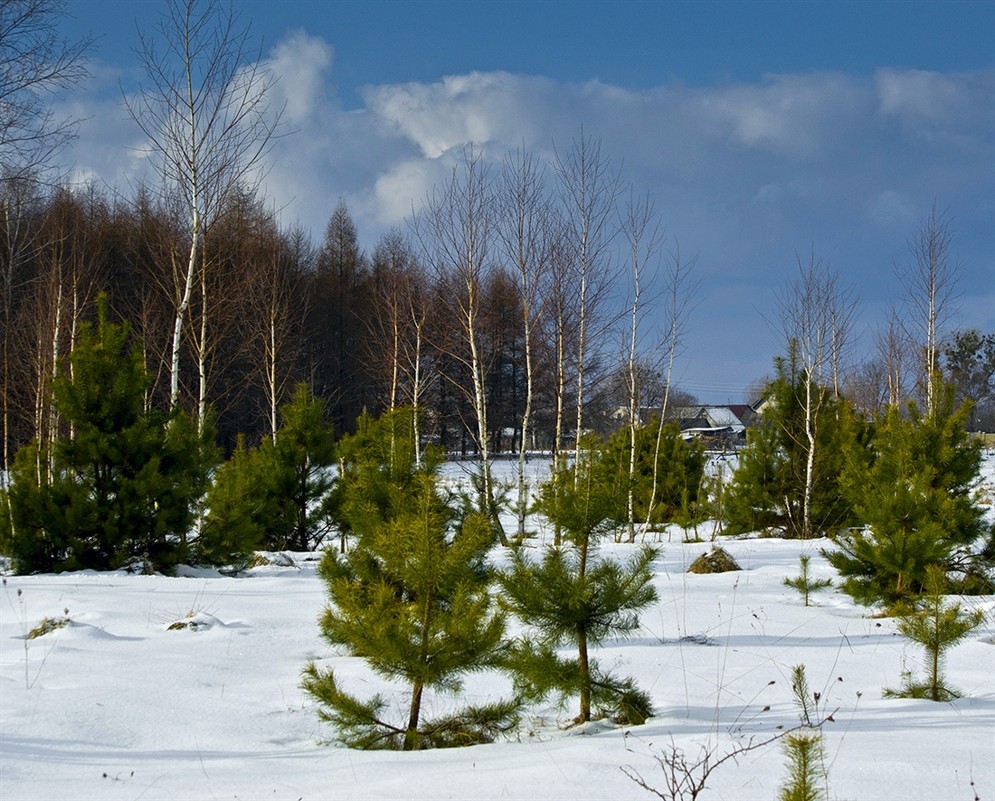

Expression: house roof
xmin=701 ymin=406 xmax=744 ymax=428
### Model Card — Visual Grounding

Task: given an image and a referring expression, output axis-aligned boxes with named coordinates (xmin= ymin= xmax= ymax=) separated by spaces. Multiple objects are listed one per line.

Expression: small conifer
xmin=783 ymin=555 xmax=833 ymax=606
xmin=828 ymin=385 xmax=986 ymax=608
xmin=303 ymin=408 xmax=517 ymax=750
xmin=779 ymin=665 xmax=828 ymax=801
xmin=500 ymin=438 xmax=658 ymax=724
xmin=885 ymin=566 xmax=983 ymax=702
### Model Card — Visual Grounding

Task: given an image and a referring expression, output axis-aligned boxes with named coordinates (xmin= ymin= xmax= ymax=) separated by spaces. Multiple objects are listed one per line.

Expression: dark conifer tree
xmin=1 ymin=297 xmax=215 ymax=573
xmin=306 ymin=201 xmax=374 ymax=434
xmin=827 ymin=383 xmax=991 ymax=606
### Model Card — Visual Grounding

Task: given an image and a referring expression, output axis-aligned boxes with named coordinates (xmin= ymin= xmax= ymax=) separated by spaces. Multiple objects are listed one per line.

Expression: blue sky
xmin=58 ymin=0 xmax=994 ymax=401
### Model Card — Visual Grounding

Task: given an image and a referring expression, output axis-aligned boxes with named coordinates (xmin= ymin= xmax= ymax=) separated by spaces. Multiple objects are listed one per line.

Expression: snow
xmin=2 ymin=457 xmax=994 ymax=800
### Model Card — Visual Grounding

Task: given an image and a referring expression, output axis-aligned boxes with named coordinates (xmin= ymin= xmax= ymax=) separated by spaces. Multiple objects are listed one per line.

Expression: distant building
xmin=606 ymin=402 xmax=763 ymax=449
xmin=666 ymin=404 xmax=760 ymax=449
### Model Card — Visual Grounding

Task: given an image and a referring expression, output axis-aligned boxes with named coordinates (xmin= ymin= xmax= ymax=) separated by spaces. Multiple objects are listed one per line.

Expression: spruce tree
xmin=0 ymin=299 xmax=215 ymax=573
xmin=500 ymin=438 xmax=658 ymax=724
xmin=303 ymin=408 xmax=517 ymax=750
xmin=827 ymin=384 xmax=988 ymax=607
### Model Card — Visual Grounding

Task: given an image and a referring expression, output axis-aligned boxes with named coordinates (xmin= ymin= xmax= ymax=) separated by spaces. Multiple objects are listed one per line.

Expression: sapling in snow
xmin=500 ymin=437 xmax=658 ymax=725
xmin=779 ymin=665 xmax=829 ymax=801
xmin=783 ymin=555 xmax=832 ymax=606
xmin=302 ymin=408 xmax=518 ymax=750
xmin=885 ymin=565 xmax=983 ymax=702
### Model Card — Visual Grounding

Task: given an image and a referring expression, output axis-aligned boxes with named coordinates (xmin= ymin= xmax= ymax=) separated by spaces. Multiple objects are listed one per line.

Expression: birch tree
xmin=619 ymin=191 xmax=662 ymax=542
xmin=553 ymin=130 xmax=622 ymax=461
xmin=646 ymin=242 xmax=699 ymax=538
xmin=497 ymin=147 xmax=552 ymax=540
xmin=415 ymin=148 xmax=504 ymax=541
xmin=898 ymin=206 xmax=961 ymax=417
xmin=776 ymin=254 xmax=856 ymax=538
xmin=369 ymin=230 xmax=431 ymax=467
xmin=244 ymin=215 xmax=309 ymax=442
xmin=1 ymin=171 xmax=41 ymax=482
xmin=127 ymin=0 xmax=279 ymax=424
xmin=1 ymin=0 xmax=90 ymax=511
xmin=0 ymin=0 xmax=91 ymax=178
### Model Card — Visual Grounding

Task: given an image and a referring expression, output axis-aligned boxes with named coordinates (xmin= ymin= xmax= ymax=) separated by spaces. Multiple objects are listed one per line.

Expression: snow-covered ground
xmin=2 ymin=456 xmax=993 ymax=800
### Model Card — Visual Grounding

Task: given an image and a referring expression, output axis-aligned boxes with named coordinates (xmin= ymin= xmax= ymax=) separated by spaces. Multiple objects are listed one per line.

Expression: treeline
xmin=1 ymin=150 xmax=656 ymax=474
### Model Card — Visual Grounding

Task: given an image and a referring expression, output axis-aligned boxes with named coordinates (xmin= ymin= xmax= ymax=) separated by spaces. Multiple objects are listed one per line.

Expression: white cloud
xmin=263 ymin=30 xmax=335 ymax=125
xmin=876 ymin=68 xmax=991 ymax=125
xmin=373 ymin=158 xmax=447 ymax=226
xmin=363 ymin=71 xmax=558 ymax=159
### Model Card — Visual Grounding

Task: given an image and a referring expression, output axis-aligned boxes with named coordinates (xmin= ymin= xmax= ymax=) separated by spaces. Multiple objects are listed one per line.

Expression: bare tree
xmin=30 ymin=186 xmax=104 ymax=467
xmin=553 ymin=129 xmax=622 ymax=462
xmin=897 ymin=206 xmax=961 ymax=416
xmin=1 ymin=170 xmax=41 ymax=483
xmin=498 ymin=146 xmax=553 ymax=540
xmin=0 ymin=0 xmax=91 ymax=177
xmin=619 ymin=190 xmax=662 ymax=541
xmin=243 ymin=213 xmax=309 ymax=442
xmin=544 ymin=219 xmax=579 ymax=479
xmin=368 ymin=230 xmax=431 ymax=467
xmin=1 ymin=0 xmax=90 ymax=522
xmin=126 ymin=0 xmax=280 ymax=424
xmin=369 ymin=231 xmax=406 ymax=414
xmin=876 ymin=306 xmax=911 ymax=408
xmin=414 ymin=147 xmax=504 ymax=540
xmin=645 ymin=242 xmax=699 ymax=540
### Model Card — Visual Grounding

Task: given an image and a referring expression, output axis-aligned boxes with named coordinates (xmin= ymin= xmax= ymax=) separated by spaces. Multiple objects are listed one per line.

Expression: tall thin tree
xmin=127 ymin=0 xmax=280 ymax=425
xmin=415 ymin=147 xmax=504 ymax=541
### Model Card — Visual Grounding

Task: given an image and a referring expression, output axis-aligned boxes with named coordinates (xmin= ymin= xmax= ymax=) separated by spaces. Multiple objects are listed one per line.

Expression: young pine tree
xmin=724 ymin=351 xmax=855 ymax=538
xmin=197 ymin=435 xmax=266 ymax=568
xmin=500 ymin=437 xmax=658 ymax=725
xmin=885 ymin=566 xmax=984 ymax=702
xmin=779 ymin=665 xmax=828 ymax=801
xmin=271 ymin=383 xmax=336 ymax=551
xmin=198 ymin=383 xmax=335 ymax=562
xmin=828 ymin=384 xmax=987 ymax=608
xmin=598 ymin=419 xmax=706 ymax=533
xmin=303 ymin=408 xmax=517 ymax=750
xmin=1 ymin=299 xmax=215 ymax=573
xmin=783 ymin=555 xmax=833 ymax=606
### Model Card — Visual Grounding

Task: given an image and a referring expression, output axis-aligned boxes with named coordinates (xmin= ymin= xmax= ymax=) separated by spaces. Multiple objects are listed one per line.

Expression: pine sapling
xmin=884 ymin=566 xmax=983 ymax=702
xmin=303 ymin=409 xmax=518 ymax=750
xmin=500 ymin=440 xmax=658 ymax=725
xmin=779 ymin=665 xmax=828 ymax=801
xmin=783 ymin=555 xmax=832 ymax=606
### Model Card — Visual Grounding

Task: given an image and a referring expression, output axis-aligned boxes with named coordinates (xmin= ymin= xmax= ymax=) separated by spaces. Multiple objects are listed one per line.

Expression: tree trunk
xmin=404 ymin=679 xmax=425 ymax=750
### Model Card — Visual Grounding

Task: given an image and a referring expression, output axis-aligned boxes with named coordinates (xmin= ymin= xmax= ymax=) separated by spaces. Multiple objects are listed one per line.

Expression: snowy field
xmin=1 ymin=456 xmax=993 ymax=801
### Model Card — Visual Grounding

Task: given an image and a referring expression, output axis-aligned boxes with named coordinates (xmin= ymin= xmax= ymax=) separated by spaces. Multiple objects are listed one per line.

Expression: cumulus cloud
xmin=687 ymin=72 xmax=870 ymax=158
xmin=264 ymin=30 xmax=335 ymax=125
xmin=362 ymin=71 xmax=561 ymax=159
